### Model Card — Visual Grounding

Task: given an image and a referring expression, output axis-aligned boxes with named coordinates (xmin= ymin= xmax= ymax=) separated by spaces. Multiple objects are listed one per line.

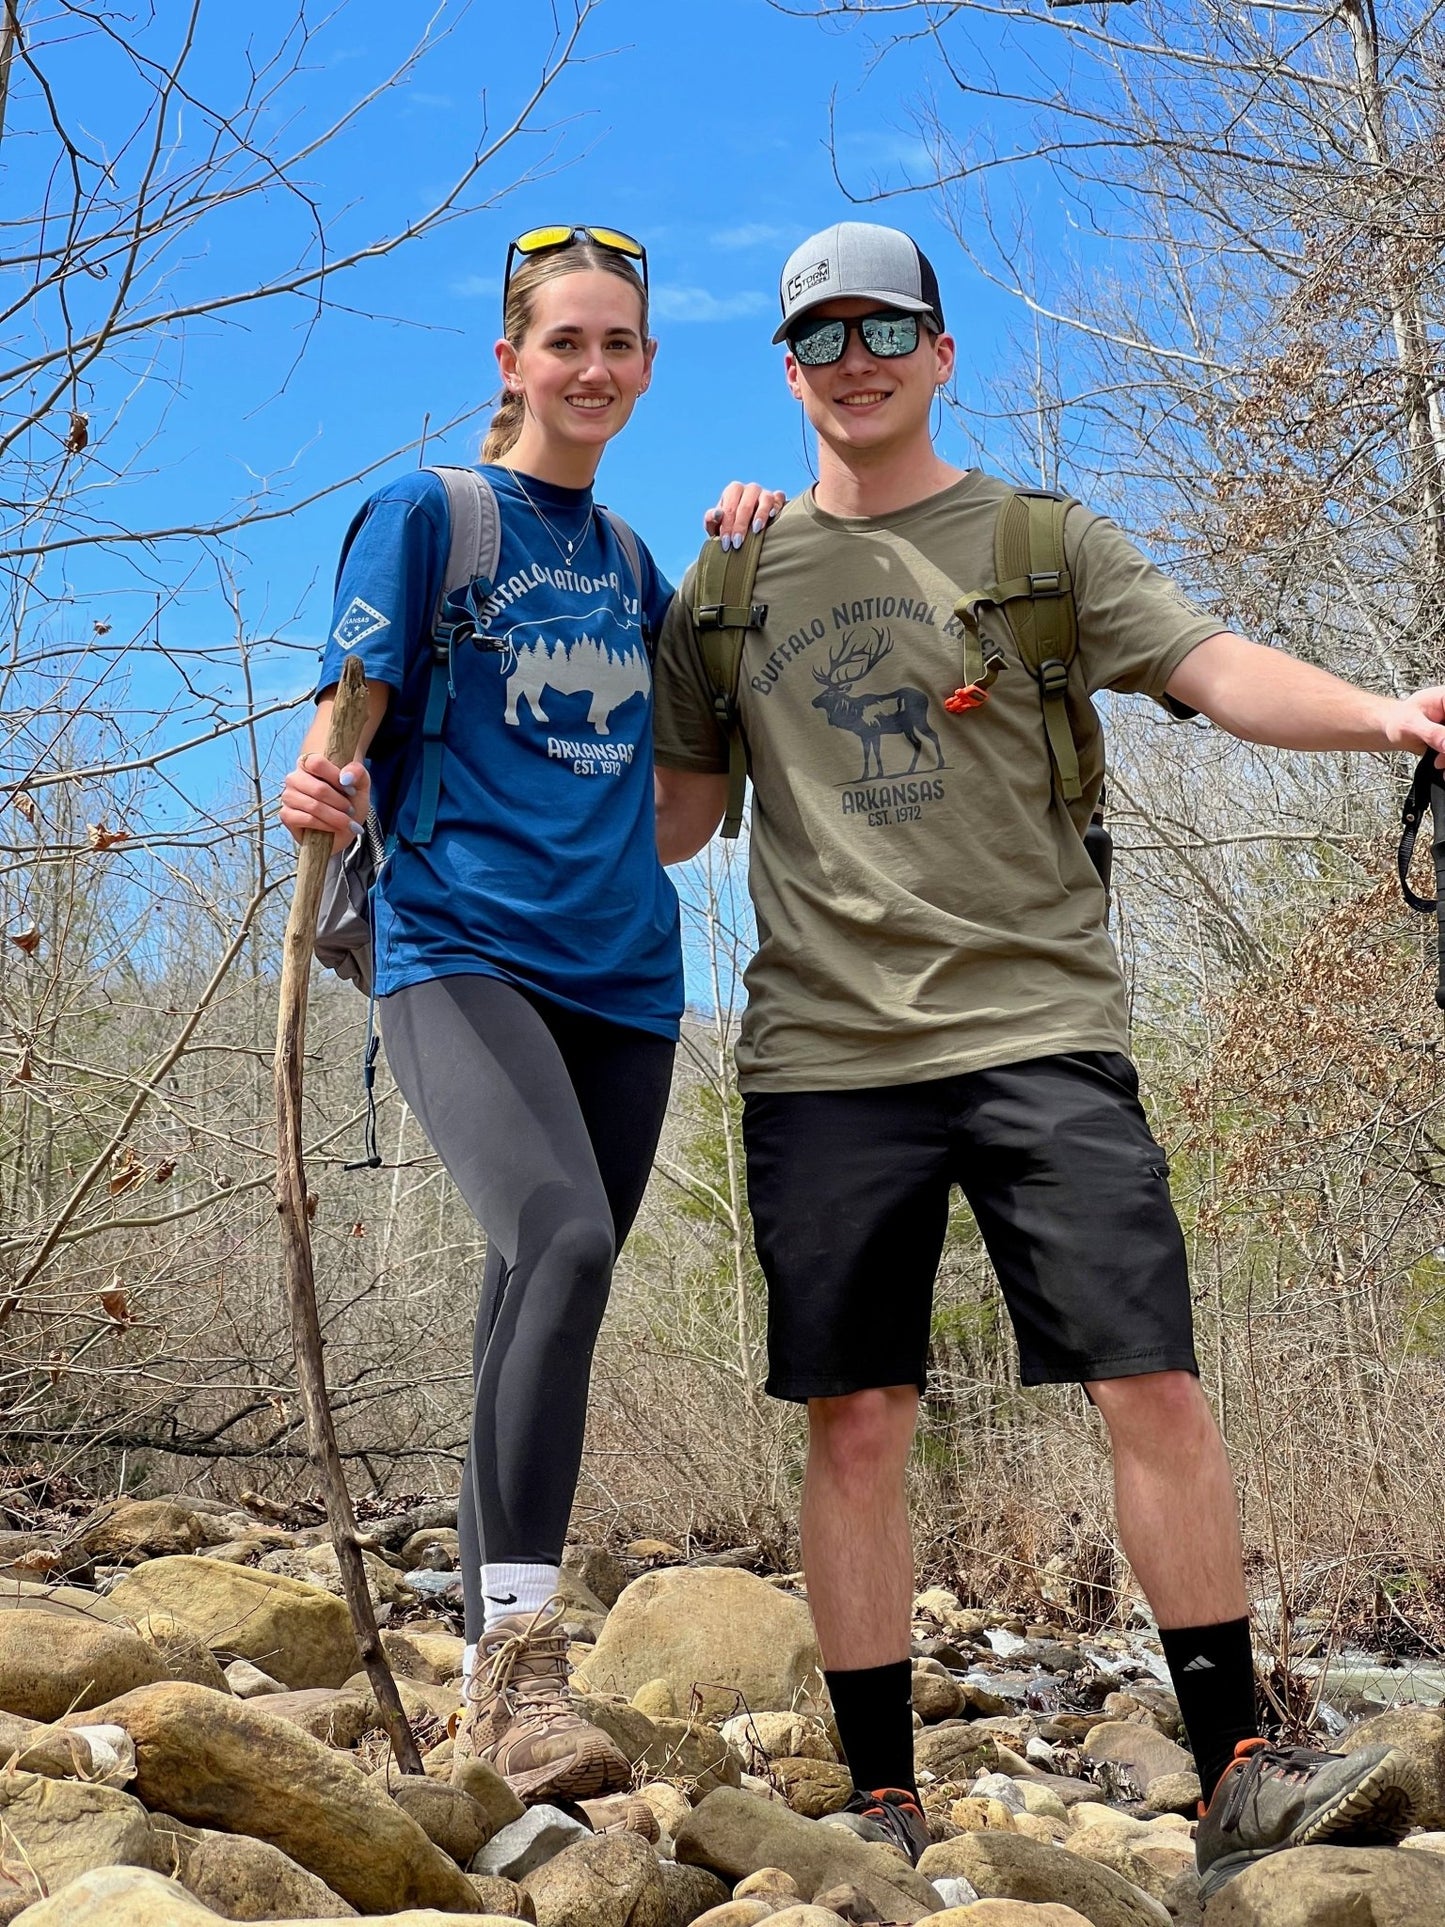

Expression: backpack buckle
xmin=1039 ymin=657 xmax=1069 ymax=698
xmin=1029 ymin=570 xmax=1064 ymax=597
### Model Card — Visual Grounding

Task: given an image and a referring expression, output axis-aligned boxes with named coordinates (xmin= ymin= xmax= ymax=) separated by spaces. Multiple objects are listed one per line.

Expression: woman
xmin=280 ymin=225 xmax=779 ymax=1802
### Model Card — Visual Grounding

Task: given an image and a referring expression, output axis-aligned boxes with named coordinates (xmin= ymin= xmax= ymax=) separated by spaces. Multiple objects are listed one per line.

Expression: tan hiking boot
xmin=452 ymin=1600 xmax=630 ymax=1803
xmin=578 ymin=1792 xmax=660 ymax=1841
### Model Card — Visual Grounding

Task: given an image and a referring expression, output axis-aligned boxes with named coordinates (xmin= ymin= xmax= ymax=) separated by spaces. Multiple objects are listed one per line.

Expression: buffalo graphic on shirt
xmin=502 ymin=633 xmax=651 ymax=736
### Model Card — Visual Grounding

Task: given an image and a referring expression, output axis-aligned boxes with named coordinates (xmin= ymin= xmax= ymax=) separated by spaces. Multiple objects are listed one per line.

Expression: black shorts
xmin=743 ymin=1051 xmax=1197 ymax=1400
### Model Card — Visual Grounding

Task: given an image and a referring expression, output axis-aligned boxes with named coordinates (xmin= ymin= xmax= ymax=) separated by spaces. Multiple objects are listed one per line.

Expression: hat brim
xmin=772 ymin=291 xmax=941 ymax=345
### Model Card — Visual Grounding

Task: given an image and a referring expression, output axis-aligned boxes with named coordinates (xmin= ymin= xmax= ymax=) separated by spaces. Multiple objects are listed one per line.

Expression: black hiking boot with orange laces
xmin=1195 ymin=1736 xmax=1421 ymax=1898
xmin=822 ymin=1786 xmax=930 ymax=1865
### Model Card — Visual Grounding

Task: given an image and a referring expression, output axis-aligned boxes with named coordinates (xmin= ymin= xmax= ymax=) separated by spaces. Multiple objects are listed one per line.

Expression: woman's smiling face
xmin=497 ymin=269 xmax=656 ymax=455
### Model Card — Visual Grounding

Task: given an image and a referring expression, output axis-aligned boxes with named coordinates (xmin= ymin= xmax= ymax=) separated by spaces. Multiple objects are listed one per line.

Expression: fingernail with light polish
xmin=339 ymin=770 xmax=357 ymax=790
xmin=350 ymin=819 xmax=364 ymax=835
xmin=751 ymin=518 xmax=764 ymax=535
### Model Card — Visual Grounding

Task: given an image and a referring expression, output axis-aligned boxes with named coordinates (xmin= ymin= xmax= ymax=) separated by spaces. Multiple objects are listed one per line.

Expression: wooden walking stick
xmin=274 ymin=654 xmax=423 ymax=1775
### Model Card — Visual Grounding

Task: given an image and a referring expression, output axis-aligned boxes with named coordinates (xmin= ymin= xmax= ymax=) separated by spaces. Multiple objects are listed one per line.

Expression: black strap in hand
xmin=1398 ymin=752 xmax=1445 ymax=1010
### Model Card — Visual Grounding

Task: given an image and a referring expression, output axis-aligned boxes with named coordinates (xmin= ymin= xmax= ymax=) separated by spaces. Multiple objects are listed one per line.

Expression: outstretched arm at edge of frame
xmin=1166 ymin=631 xmax=1445 ymax=768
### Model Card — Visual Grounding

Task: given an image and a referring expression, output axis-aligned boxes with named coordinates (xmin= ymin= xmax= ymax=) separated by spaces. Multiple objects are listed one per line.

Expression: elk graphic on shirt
xmin=811 ymin=628 xmax=944 ymax=779
xmin=502 ymin=633 xmax=650 ymax=736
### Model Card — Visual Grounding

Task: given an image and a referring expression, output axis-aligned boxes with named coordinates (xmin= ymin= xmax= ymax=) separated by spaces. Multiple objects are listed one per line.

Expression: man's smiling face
xmin=784 ymin=297 xmax=954 ymax=460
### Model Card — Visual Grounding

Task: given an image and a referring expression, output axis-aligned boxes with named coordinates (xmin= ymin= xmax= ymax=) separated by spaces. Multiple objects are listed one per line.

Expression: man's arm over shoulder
xmin=652 ymin=557 xmax=733 ymax=861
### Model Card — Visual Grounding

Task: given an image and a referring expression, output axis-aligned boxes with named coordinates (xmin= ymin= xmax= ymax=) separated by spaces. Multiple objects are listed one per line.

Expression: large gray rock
xmin=584 ymin=1571 xmax=824 ymax=1719
xmin=917 ymin=1832 xmax=1170 ymax=1927
xmin=181 ymin=1829 xmax=358 ymax=1918
xmin=1338 ymin=1706 xmax=1445 ymax=1830
xmin=472 ymin=1805 xmax=592 ymax=1881
xmin=0 ymin=1609 xmax=169 ymax=1721
xmin=107 ymin=1557 xmax=360 ymax=1690
xmin=1203 ymin=1842 xmax=1445 ymax=1924
xmin=522 ymin=1829 xmax=668 ymax=1927
xmin=674 ymin=1786 xmax=940 ymax=1922
xmin=0 ymin=1770 xmax=159 ymax=1918
xmin=68 ymin=1680 xmax=480 ymax=1915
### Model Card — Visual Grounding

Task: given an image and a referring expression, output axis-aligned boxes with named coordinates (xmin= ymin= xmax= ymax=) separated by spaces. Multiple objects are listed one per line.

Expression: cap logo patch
xmin=787 ymin=258 xmax=832 ymax=303
xmin=333 ymin=597 xmax=389 ymax=650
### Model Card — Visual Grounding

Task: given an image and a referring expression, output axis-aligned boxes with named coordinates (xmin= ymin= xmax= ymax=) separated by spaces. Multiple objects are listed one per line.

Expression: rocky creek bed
xmin=0 ymin=1493 xmax=1441 ymax=1925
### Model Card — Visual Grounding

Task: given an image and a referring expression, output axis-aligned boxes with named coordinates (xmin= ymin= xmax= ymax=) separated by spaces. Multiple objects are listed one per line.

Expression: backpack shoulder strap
xmin=411 ymin=466 xmax=502 ymax=846
xmin=692 ymin=528 xmax=769 ymax=838
xmin=428 ymin=465 xmax=502 ymax=609
xmin=954 ymin=486 xmax=1084 ymax=803
xmin=598 ymin=507 xmax=654 ymax=660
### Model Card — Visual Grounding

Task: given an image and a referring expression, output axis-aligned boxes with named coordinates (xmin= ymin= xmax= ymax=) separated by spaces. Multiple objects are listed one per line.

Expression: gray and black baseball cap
xmin=772 ymin=222 xmax=944 ymax=344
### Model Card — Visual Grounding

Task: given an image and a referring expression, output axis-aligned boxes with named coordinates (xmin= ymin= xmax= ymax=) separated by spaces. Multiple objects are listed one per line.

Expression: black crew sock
xmin=825 ymin=1659 xmax=917 ymax=1797
xmin=1159 ymin=1616 xmax=1260 ymax=1804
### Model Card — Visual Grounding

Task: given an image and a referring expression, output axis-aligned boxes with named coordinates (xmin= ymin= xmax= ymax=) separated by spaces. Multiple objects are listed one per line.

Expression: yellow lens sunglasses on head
xmin=502 ymin=225 xmax=648 ymax=316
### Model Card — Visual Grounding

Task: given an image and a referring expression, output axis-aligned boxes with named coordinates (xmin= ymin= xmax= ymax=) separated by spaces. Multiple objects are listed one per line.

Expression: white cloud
xmin=650 ymin=285 xmax=770 ymax=324
xmin=709 ymin=223 xmax=793 ymax=252
xmin=450 ymin=274 xmax=500 ymax=299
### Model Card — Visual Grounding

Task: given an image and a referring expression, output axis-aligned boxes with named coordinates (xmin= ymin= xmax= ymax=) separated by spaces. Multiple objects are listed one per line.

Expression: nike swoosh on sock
xmin=486 ymin=1592 xmax=518 ymax=1605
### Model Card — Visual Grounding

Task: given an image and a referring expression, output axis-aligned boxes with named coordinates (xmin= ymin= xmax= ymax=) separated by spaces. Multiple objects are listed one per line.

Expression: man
xmin=653 ymin=221 xmax=1445 ymax=1896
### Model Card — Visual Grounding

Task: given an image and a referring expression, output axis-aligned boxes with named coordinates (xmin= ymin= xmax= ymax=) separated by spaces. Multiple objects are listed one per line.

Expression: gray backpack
xmin=314 ymin=465 xmax=646 ymax=995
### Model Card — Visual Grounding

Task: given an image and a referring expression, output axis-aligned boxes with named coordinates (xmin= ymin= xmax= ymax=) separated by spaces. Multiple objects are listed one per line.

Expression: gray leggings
xmin=381 ymin=974 xmax=674 ymax=1639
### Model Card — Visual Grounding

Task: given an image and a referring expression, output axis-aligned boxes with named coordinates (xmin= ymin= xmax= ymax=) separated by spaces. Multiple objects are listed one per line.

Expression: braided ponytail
xmin=481 ymin=388 xmax=526 ymax=463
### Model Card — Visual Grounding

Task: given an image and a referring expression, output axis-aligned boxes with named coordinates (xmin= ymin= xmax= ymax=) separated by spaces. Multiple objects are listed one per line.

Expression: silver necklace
xmin=508 ymin=468 xmax=593 ymax=564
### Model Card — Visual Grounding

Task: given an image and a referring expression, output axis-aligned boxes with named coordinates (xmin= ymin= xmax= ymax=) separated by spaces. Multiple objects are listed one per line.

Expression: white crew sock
xmin=481 ymin=1560 xmax=560 ymax=1632
xmin=461 ymin=1642 xmax=477 ymax=1690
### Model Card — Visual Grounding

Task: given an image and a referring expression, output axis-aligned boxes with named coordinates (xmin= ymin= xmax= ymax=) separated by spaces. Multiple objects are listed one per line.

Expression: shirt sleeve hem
xmin=1139 ymin=620 xmax=1230 ymax=704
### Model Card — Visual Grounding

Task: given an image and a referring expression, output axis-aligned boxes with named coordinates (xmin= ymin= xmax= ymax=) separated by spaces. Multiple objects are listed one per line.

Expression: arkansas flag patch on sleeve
xmin=333 ymin=598 xmax=390 ymax=650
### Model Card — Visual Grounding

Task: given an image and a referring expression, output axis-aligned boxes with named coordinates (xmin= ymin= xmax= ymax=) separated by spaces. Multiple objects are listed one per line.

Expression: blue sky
xmin=8 ymin=0 xmax=1071 ymax=992
xmin=12 ymin=0 xmax=1042 ymax=652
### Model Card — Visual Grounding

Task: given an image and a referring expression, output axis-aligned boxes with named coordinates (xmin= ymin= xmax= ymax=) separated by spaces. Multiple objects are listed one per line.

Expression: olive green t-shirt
xmin=653 ymin=472 xmax=1221 ymax=1092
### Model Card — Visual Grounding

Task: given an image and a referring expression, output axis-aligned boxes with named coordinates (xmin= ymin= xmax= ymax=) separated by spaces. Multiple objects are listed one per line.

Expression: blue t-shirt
xmin=314 ymin=466 xmax=682 ymax=1037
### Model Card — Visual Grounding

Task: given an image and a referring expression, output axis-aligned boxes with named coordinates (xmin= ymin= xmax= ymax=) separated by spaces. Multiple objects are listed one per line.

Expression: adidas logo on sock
xmin=1182 ymin=1655 xmax=1216 ymax=1673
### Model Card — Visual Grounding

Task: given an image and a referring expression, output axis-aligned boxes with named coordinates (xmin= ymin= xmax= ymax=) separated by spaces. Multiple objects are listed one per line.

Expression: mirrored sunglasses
xmin=787 ymin=309 xmax=922 ymax=367
xmin=503 ymin=225 xmax=649 ymax=312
